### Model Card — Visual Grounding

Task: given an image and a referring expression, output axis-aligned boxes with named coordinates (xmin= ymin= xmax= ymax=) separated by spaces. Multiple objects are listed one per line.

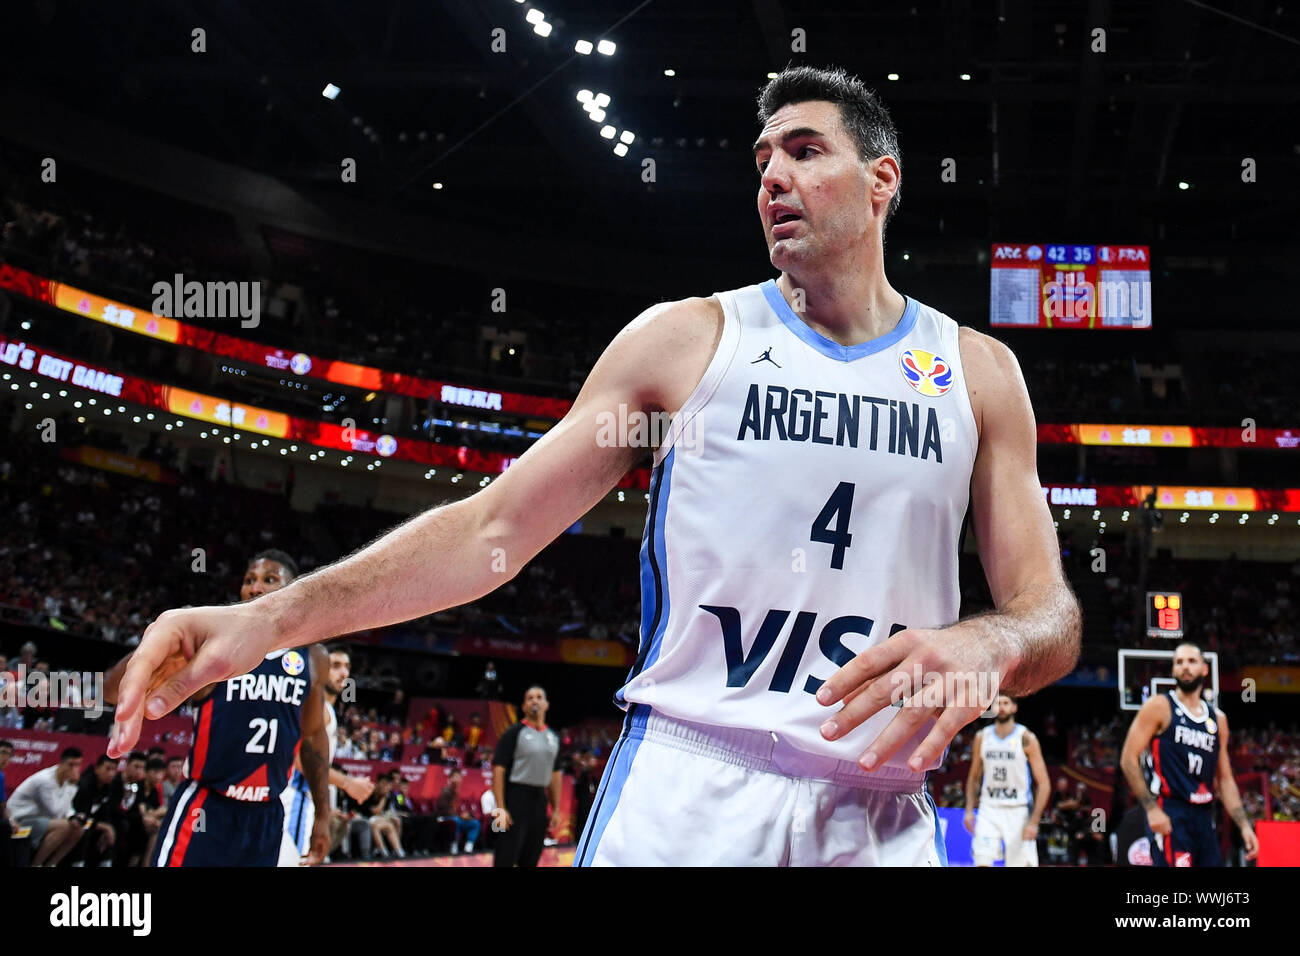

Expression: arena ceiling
xmin=5 ymin=0 xmax=1299 ymax=272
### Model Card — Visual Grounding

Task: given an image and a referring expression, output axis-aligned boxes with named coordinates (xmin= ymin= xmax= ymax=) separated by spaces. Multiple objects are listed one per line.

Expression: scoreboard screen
xmin=990 ymin=243 xmax=1152 ymax=329
xmin=1146 ymin=591 xmax=1184 ymax=639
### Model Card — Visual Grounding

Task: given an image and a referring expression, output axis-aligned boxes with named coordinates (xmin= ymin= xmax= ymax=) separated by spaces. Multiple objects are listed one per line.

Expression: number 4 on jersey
xmin=810 ymin=481 xmax=855 ymax=570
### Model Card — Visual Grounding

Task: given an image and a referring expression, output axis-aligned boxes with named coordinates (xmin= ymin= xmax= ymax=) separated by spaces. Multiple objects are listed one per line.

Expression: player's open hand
xmin=108 ymin=603 xmax=279 ymax=758
xmin=963 ymin=810 xmax=976 ymax=834
xmin=1145 ymin=805 xmax=1172 ymax=837
xmin=814 ymin=626 xmax=1001 ymax=772
xmin=344 ymin=776 xmax=375 ymax=803
xmin=306 ymin=813 xmax=332 ymax=866
xmin=1240 ymin=824 xmax=1259 ymax=860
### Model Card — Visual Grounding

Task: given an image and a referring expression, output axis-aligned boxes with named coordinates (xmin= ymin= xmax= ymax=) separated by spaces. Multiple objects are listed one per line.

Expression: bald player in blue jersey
xmin=105 ymin=550 xmax=331 ymax=866
xmin=108 ymin=65 xmax=1082 ymax=866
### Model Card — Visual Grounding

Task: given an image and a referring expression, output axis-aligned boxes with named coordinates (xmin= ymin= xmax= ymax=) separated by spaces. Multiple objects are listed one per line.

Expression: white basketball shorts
xmin=278 ymin=784 xmax=314 ymax=867
xmin=574 ymin=706 xmax=945 ymax=866
xmin=973 ymin=804 xmax=1038 ymax=866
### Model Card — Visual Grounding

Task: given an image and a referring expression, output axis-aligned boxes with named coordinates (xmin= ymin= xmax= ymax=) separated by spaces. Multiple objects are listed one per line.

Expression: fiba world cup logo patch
xmin=282 ymin=651 xmax=305 ymax=676
xmin=900 ymin=349 xmax=953 ymax=396
xmin=289 ymin=353 xmax=312 ymax=375
xmin=375 ymin=434 xmax=398 ymax=457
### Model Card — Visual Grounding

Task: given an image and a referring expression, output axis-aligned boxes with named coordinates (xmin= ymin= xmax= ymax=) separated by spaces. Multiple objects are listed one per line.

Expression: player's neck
xmin=1174 ymin=688 xmax=1205 ymax=714
xmin=993 ymin=719 xmax=1016 ymax=737
xmin=776 ymin=264 xmax=905 ymax=347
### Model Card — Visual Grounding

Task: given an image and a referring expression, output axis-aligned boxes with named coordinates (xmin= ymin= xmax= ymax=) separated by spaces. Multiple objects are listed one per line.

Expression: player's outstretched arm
xmin=815 ymin=330 xmax=1081 ymax=772
xmin=1213 ymin=711 xmax=1259 ymax=860
xmin=109 ymin=297 xmax=722 ymax=758
xmin=1120 ymin=696 xmax=1169 ymax=835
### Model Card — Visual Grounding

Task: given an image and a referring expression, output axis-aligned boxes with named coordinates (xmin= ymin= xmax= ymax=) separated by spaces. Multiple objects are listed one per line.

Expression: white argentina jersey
xmin=980 ymin=723 xmax=1031 ymax=807
xmin=616 ymin=278 xmax=980 ymax=785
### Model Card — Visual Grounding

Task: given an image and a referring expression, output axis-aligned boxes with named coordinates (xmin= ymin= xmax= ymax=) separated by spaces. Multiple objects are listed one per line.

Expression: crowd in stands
xmin=1090 ymin=538 xmax=1300 ymax=670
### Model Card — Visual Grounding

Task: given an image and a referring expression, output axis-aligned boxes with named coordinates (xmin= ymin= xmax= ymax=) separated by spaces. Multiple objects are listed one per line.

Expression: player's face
xmin=63 ymin=756 xmax=83 ymax=780
xmin=994 ymin=696 xmax=1016 ymax=721
xmin=524 ymin=687 xmax=548 ymax=721
xmin=0 ymin=746 xmax=11 ymax=770
xmin=125 ymin=759 xmax=144 ymax=782
xmin=240 ymin=559 xmax=293 ymax=602
xmin=754 ymin=100 xmax=880 ymax=272
xmin=1172 ymin=647 xmax=1206 ymax=686
xmin=327 ymin=652 xmax=351 ymax=696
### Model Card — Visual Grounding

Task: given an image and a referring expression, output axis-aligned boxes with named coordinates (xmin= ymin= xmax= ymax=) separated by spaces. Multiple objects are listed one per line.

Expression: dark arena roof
xmin=1 ymin=0 xmax=1299 ymax=884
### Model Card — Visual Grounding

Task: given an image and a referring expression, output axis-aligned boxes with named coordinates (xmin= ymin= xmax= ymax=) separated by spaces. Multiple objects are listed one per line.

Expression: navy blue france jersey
xmin=187 ymin=649 xmax=309 ymax=802
xmin=1150 ymin=691 xmax=1219 ymax=807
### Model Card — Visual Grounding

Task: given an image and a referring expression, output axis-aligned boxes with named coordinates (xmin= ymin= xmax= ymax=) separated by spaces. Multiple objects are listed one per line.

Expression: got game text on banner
xmin=990 ymin=243 xmax=1152 ymax=329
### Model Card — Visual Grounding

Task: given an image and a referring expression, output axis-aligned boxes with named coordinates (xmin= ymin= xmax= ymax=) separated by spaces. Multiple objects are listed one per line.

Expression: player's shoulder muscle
xmin=601 ymin=295 xmax=725 ymax=415
xmin=957 ymin=326 xmax=1031 ymax=444
xmin=1136 ymin=693 xmax=1171 ymax=734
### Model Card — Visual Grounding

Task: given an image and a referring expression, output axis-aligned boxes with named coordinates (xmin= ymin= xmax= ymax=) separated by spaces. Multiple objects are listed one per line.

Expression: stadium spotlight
xmin=960 ymin=73 xmax=971 ymax=81
xmin=594 ymin=92 xmax=610 ymax=107
xmin=525 ymin=9 xmax=544 ymax=24
xmin=620 ymin=130 xmax=635 ymax=144
xmin=613 ymin=143 xmax=629 ymax=157
xmin=322 ymin=83 xmax=341 ymax=100
xmin=589 ymin=109 xmax=606 ymax=122
xmin=766 ymin=72 xmax=778 ymax=79
xmin=575 ymin=39 xmax=593 ymax=54
xmin=1178 ymin=181 xmax=1191 ymax=190
xmin=577 ymin=89 xmax=594 ymax=104
xmin=664 ymin=69 xmax=676 ymax=77
xmin=887 ymin=73 xmax=900 ymax=81
xmin=600 ymin=125 xmax=616 ymax=139
xmin=597 ymin=39 xmax=616 ymax=55
xmin=534 ymin=21 xmax=552 ymax=37
xmin=432 ymin=182 xmax=443 ymax=189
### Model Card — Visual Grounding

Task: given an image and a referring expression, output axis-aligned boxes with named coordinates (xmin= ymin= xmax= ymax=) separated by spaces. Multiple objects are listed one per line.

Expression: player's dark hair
xmin=126 ymin=750 xmax=147 ymax=764
xmin=95 ymin=754 xmax=116 ymax=767
xmin=323 ymin=644 xmax=351 ymax=663
xmin=757 ymin=65 xmax=903 ymax=232
xmin=166 ymin=755 xmax=183 ymax=764
xmin=248 ymin=549 xmax=299 ymax=580
xmin=146 ymin=746 xmax=165 ymax=758
xmin=60 ymin=747 xmax=83 ymax=761
xmin=0 ymin=739 xmax=13 ymax=751
xmin=147 ymin=756 xmax=167 ymax=771
xmin=1174 ymin=641 xmax=1204 ymax=659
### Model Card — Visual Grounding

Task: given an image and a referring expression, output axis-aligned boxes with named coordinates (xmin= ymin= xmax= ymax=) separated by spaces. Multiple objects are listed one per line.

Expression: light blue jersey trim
xmin=924 ymin=787 xmax=948 ymax=866
xmin=573 ymin=705 xmax=650 ymax=866
xmin=760 ymin=279 xmax=918 ymax=361
xmin=615 ymin=448 xmax=675 ymax=706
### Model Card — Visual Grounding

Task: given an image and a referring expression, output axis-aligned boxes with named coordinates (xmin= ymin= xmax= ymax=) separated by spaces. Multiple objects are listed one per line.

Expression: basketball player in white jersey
xmin=109 ymin=65 xmax=1081 ymax=866
xmin=963 ymin=694 xmax=1049 ymax=866
xmin=278 ymin=646 xmax=375 ymax=866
